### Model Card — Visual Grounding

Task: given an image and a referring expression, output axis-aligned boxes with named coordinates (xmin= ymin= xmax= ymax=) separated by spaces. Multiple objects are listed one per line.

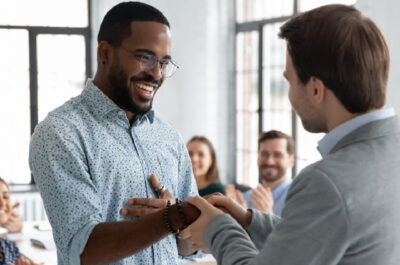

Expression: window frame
xmin=0 ymin=0 xmax=92 ymax=184
xmin=235 ymin=0 xmax=299 ymax=184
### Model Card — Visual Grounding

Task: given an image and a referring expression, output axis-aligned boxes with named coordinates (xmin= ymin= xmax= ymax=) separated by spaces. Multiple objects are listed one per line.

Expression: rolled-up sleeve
xmin=29 ymin=116 xmax=102 ymax=265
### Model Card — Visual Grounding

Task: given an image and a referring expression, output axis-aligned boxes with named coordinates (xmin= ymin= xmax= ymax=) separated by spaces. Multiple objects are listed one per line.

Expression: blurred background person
xmin=0 ymin=177 xmax=23 ymax=233
xmin=226 ymin=130 xmax=295 ymax=216
xmin=187 ymin=136 xmax=225 ymax=196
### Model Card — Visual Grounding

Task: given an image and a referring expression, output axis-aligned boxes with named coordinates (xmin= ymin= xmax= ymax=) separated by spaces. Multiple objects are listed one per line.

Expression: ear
xmin=288 ymin=154 xmax=295 ymax=168
xmin=97 ymin=41 xmax=113 ymax=65
xmin=307 ymin=76 xmax=327 ymax=105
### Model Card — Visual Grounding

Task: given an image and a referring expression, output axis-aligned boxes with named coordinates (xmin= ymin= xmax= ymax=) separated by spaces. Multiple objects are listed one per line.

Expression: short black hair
xmin=97 ymin=1 xmax=170 ymax=46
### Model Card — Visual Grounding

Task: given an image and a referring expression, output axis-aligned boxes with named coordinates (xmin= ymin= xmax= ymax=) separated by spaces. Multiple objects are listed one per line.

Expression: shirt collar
xmin=272 ymin=177 xmax=292 ymax=198
xmin=317 ymin=108 xmax=396 ymax=158
xmin=82 ymin=79 xmax=155 ymax=123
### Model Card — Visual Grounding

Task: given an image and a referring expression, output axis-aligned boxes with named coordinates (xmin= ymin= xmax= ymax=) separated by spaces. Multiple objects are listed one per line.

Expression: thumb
xmin=187 ymin=196 xmax=212 ymax=212
xmin=149 ymin=173 xmax=160 ymax=189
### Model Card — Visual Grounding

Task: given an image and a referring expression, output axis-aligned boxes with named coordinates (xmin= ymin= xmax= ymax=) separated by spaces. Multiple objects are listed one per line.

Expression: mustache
xmin=260 ymin=165 xmax=279 ymax=170
xmin=131 ymin=75 xmax=161 ymax=87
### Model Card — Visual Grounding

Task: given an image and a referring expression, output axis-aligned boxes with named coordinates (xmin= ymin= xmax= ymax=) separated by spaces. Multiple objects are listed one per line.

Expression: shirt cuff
xmin=69 ymin=221 xmax=98 ymax=265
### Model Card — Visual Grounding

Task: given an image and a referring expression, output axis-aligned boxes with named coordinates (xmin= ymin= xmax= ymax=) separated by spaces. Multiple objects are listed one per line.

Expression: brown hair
xmin=279 ymin=4 xmax=389 ymax=113
xmin=187 ymin=136 xmax=221 ymax=183
xmin=258 ymin=130 xmax=295 ymax=156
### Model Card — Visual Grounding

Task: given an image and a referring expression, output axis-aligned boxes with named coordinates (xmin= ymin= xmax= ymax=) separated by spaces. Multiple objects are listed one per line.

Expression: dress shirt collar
xmin=82 ymin=79 xmax=155 ymax=123
xmin=272 ymin=177 xmax=292 ymax=199
xmin=317 ymin=108 xmax=395 ymax=158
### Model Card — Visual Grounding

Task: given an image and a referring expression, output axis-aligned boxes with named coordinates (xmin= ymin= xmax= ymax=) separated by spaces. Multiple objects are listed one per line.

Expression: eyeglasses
xmin=121 ymin=46 xmax=179 ymax=78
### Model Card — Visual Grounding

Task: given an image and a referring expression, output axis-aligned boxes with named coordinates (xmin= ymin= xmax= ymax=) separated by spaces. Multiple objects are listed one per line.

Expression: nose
xmin=263 ymin=155 xmax=276 ymax=165
xmin=147 ymin=62 xmax=163 ymax=81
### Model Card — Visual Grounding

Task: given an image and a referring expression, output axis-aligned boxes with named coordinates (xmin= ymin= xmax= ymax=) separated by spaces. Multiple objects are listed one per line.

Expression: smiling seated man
xmin=29 ymin=2 xmax=200 ymax=265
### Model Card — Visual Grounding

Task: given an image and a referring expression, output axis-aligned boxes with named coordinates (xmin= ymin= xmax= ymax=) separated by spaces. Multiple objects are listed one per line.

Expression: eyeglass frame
xmin=119 ymin=46 xmax=180 ymax=78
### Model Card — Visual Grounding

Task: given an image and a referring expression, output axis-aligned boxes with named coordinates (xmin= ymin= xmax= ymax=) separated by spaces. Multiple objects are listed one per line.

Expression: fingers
xmin=128 ymin=198 xmax=167 ymax=208
xmin=149 ymin=173 xmax=160 ymax=189
xmin=235 ymin=190 xmax=248 ymax=208
xmin=120 ymin=207 xmax=159 ymax=217
xmin=149 ymin=173 xmax=173 ymax=199
xmin=178 ymin=227 xmax=192 ymax=240
xmin=187 ymin=196 xmax=214 ymax=212
xmin=12 ymin=202 xmax=20 ymax=210
xmin=225 ymin=184 xmax=236 ymax=199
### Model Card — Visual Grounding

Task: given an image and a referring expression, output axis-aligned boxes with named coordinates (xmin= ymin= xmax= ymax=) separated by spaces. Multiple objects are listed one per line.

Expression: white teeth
xmin=0 ymin=210 xmax=5 ymax=214
xmin=136 ymin=83 xmax=154 ymax=92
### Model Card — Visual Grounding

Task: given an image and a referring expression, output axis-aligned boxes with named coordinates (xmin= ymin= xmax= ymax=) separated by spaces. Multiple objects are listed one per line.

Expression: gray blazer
xmin=205 ymin=116 xmax=400 ymax=265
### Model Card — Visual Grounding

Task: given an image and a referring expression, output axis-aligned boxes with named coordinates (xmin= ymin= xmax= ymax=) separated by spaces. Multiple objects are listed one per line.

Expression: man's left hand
xmin=120 ymin=174 xmax=173 ymax=217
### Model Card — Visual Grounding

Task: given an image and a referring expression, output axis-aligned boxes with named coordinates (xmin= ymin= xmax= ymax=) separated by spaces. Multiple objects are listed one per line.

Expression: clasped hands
xmin=120 ymin=174 xmax=252 ymax=253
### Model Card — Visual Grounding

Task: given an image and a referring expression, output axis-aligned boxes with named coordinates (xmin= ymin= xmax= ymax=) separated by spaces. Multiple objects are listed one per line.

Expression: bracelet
xmin=163 ymin=200 xmax=178 ymax=235
xmin=176 ymin=198 xmax=188 ymax=230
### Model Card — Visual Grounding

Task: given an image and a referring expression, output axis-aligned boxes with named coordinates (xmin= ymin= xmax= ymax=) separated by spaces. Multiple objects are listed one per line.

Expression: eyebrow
xmin=134 ymin=49 xmax=172 ymax=60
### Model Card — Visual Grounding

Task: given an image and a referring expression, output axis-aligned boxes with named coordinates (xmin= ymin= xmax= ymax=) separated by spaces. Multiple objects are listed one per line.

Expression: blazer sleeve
xmin=204 ymin=167 xmax=350 ymax=265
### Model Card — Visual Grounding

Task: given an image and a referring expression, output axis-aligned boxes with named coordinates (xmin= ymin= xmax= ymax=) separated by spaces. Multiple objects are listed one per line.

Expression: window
xmin=0 ymin=0 xmax=91 ymax=184
xmin=235 ymin=0 xmax=356 ymax=186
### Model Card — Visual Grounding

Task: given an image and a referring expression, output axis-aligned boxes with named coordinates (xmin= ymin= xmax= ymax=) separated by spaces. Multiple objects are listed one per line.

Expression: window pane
xmin=236 ymin=31 xmax=259 ymax=72
xmin=299 ymin=0 xmax=357 ymax=12
xmin=0 ymin=0 xmax=87 ymax=27
xmin=262 ymin=23 xmax=292 ymax=135
xmin=236 ymin=30 xmax=259 ymax=186
xmin=0 ymin=29 xmax=31 ymax=184
xmin=236 ymin=0 xmax=293 ymax=23
xmin=236 ymin=112 xmax=259 ymax=187
xmin=37 ymin=34 xmax=86 ymax=122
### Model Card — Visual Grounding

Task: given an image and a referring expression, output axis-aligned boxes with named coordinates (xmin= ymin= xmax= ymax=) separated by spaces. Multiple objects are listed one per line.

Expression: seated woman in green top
xmin=187 ymin=136 xmax=225 ymax=197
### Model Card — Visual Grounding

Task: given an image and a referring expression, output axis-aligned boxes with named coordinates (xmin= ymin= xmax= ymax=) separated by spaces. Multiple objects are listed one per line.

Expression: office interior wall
xmin=91 ymin=0 xmax=236 ymax=183
xmin=356 ymin=0 xmax=400 ymax=113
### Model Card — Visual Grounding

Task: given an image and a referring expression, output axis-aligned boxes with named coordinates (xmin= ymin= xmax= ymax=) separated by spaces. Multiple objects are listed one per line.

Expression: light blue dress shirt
xmin=242 ymin=178 xmax=292 ymax=216
xmin=317 ymin=108 xmax=396 ymax=158
xmin=29 ymin=79 xmax=199 ymax=265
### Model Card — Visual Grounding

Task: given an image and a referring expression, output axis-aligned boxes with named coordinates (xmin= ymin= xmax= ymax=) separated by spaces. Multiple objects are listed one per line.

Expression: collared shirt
xmin=317 ymin=108 xmax=396 ymax=158
xmin=242 ymin=178 xmax=292 ymax=216
xmin=29 ymin=79 xmax=198 ymax=265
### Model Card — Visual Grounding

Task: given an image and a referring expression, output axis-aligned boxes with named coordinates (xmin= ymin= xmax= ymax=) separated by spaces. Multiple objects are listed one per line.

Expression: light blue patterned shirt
xmin=29 ymin=79 xmax=199 ymax=265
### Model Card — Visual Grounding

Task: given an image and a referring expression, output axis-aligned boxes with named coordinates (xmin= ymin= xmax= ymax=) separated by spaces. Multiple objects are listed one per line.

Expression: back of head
xmin=279 ymin=4 xmax=390 ymax=113
xmin=98 ymin=1 xmax=170 ymax=47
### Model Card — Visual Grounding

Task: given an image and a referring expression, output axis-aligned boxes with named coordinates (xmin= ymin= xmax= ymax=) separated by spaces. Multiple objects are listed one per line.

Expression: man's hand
xmin=180 ymin=196 xmax=223 ymax=251
xmin=120 ymin=174 xmax=173 ymax=217
xmin=206 ymin=193 xmax=252 ymax=229
xmin=250 ymin=184 xmax=274 ymax=214
xmin=4 ymin=203 xmax=23 ymax=233
xmin=14 ymin=256 xmax=44 ymax=265
xmin=225 ymin=184 xmax=248 ymax=209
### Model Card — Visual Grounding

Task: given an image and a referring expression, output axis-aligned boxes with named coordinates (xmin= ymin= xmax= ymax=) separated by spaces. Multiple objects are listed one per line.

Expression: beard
xmin=107 ymin=61 xmax=161 ymax=115
xmin=259 ymin=165 xmax=286 ymax=184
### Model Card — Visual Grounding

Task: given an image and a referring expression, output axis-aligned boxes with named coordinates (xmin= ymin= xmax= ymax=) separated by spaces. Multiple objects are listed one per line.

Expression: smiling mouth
xmin=0 ymin=210 xmax=5 ymax=214
xmin=134 ymin=82 xmax=157 ymax=101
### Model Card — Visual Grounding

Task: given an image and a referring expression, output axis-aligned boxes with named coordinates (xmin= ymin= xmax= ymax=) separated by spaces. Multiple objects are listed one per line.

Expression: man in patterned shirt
xmin=29 ymin=2 xmax=199 ymax=264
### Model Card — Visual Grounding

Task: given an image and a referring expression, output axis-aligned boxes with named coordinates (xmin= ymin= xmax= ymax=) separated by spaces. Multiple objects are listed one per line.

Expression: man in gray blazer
xmin=181 ymin=4 xmax=400 ymax=265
